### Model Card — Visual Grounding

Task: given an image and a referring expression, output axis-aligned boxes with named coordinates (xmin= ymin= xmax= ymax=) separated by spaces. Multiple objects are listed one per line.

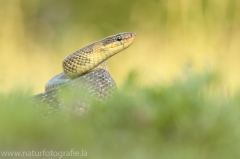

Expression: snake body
xmin=33 ymin=32 xmax=136 ymax=115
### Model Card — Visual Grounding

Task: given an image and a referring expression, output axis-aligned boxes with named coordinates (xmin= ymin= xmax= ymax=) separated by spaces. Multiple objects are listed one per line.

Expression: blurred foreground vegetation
xmin=1 ymin=71 xmax=240 ymax=159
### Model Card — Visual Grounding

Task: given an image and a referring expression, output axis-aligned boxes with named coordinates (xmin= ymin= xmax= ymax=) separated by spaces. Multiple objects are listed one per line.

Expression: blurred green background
xmin=1 ymin=0 xmax=240 ymax=93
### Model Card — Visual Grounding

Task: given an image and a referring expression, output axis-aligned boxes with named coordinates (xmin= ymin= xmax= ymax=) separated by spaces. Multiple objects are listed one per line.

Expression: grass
xmin=1 ymin=71 xmax=240 ymax=159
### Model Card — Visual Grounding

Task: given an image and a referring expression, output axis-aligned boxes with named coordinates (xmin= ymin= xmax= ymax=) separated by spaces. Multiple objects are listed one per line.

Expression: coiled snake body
xmin=32 ymin=32 xmax=136 ymax=115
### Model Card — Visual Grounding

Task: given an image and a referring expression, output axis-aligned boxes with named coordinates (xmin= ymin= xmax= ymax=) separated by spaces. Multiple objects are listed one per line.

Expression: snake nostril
xmin=131 ymin=32 xmax=136 ymax=37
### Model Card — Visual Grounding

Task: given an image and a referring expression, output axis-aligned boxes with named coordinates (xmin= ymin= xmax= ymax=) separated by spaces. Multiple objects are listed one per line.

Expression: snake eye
xmin=116 ymin=35 xmax=122 ymax=41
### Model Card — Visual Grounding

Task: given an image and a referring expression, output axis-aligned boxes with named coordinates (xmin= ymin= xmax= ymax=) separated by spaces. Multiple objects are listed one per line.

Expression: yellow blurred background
xmin=0 ymin=0 xmax=240 ymax=94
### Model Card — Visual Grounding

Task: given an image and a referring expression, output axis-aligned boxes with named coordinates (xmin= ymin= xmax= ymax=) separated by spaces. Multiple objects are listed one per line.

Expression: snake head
xmin=101 ymin=32 xmax=136 ymax=51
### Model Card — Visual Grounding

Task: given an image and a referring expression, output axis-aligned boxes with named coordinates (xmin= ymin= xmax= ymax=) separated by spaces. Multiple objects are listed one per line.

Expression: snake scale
xmin=32 ymin=32 xmax=136 ymax=115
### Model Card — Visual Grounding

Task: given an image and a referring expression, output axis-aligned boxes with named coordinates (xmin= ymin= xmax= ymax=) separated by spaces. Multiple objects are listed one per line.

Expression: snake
xmin=32 ymin=32 xmax=136 ymax=115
